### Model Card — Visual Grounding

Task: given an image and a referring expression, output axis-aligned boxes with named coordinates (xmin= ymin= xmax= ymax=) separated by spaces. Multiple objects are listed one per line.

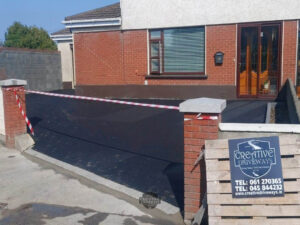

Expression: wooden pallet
xmin=205 ymin=135 xmax=300 ymax=225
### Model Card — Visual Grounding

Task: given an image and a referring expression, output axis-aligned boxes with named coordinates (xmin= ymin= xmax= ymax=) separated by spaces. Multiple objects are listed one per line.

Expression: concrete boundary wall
xmin=219 ymin=123 xmax=300 ymax=134
xmin=277 ymin=78 xmax=300 ymax=124
xmin=285 ymin=79 xmax=300 ymax=124
xmin=0 ymin=88 xmax=5 ymax=135
xmin=0 ymin=47 xmax=62 ymax=91
xmin=219 ymin=131 xmax=300 ymax=140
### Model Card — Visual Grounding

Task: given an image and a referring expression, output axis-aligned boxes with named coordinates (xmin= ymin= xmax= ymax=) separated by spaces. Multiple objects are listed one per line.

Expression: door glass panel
xmin=259 ymin=26 xmax=279 ymax=96
xmin=239 ymin=27 xmax=258 ymax=96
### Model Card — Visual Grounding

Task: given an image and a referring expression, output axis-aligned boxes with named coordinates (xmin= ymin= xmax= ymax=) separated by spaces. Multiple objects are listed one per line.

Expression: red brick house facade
xmin=74 ymin=24 xmax=238 ymax=87
xmin=73 ymin=23 xmax=298 ymax=99
xmin=52 ymin=2 xmax=300 ymax=99
xmin=49 ymin=1 xmax=300 ymax=223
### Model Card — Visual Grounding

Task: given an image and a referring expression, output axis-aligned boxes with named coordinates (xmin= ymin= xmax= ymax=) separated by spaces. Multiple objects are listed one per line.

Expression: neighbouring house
xmin=52 ymin=0 xmax=300 ymax=99
xmin=50 ymin=28 xmax=74 ymax=89
xmin=51 ymin=3 xmax=121 ymax=90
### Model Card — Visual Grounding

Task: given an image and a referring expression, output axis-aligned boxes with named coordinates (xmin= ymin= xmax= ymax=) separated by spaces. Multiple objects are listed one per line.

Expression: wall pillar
xmin=179 ymin=98 xmax=226 ymax=223
xmin=0 ymin=79 xmax=27 ymax=148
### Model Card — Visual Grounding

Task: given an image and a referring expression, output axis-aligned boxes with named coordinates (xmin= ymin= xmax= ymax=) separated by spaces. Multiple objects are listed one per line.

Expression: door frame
xmin=236 ymin=21 xmax=283 ymax=99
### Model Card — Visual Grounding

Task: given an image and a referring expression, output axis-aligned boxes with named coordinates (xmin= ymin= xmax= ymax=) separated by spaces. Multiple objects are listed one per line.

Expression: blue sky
xmin=0 ymin=0 xmax=119 ymax=42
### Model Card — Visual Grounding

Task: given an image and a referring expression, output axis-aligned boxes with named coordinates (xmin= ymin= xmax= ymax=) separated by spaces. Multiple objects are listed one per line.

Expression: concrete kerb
xmin=23 ymin=148 xmax=181 ymax=217
xmin=15 ymin=134 xmax=34 ymax=152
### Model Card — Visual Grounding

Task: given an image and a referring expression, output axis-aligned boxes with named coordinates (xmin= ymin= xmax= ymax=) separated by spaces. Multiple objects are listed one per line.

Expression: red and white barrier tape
xmin=197 ymin=116 xmax=218 ymax=120
xmin=13 ymin=91 xmax=34 ymax=136
xmin=8 ymin=88 xmax=218 ymax=122
xmin=184 ymin=113 xmax=218 ymax=121
xmin=24 ymin=89 xmax=180 ymax=111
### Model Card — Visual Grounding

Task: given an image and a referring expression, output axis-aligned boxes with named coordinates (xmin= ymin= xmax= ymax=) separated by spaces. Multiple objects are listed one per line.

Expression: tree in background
xmin=4 ymin=22 xmax=57 ymax=50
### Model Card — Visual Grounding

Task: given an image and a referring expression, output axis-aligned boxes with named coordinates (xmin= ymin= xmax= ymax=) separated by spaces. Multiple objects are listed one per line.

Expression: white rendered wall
xmin=0 ymin=88 xmax=5 ymax=135
xmin=57 ymin=42 xmax=74 ymax=85
xmin=121 ymin=0 xmax=300 ymax=30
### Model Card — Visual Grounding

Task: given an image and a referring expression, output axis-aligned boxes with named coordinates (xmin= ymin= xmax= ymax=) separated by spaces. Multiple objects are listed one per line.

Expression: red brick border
xmin=1 ymin=85 xmax=27 ymax=148
xmin=183 ymin=113 xmax=221 ymax=220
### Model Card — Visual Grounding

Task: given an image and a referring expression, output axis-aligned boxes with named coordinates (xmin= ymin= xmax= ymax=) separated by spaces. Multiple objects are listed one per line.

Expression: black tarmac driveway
xmin=26 ymin=92 xmax=185 ymax=210
xmin=26 ymin=91 xmax=270 ymax=212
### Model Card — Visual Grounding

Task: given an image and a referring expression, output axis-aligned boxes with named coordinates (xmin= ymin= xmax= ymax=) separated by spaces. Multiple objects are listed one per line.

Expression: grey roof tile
xmin=51 ymin=28 xmax=72 ymax=36
xmin=65 ymin=3 xmax=121 ymax=21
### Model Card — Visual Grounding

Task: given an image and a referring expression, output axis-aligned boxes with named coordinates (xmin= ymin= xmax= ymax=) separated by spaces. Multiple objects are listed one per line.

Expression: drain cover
xmin=0 ymin=203 xmax=8 ymax=209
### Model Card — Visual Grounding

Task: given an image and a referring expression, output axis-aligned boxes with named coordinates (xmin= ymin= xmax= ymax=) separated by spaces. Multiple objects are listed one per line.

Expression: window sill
xmin=145 ymin=74 xmax=208 ymax=80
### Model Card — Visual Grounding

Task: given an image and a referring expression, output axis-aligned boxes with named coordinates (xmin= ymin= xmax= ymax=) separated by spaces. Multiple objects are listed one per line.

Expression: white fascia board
xmin=62 ymin=17 xmax=121 ymax=24
xmin=65 ymin=22 xmax=120 ymax=29
xmin=50 ymin=34 xmax=73 ymax=42
xmin=62 ymin=17 xmax=121 ymax=29
xmin=219 ymin=123 xmax=300 ymax=134
xmin=52 ymin=37 xmax=73 ymax=42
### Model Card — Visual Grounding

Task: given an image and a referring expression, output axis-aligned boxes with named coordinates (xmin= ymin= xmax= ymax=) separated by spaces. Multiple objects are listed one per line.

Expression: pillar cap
xmin=0 ymin=79 xmax=27 ymax=87
xmin=179 ymin=97 xmax=226 ymax=114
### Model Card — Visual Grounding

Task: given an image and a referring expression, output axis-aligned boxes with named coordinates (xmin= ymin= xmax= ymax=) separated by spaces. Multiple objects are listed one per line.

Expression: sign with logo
xmin=229 ymin=136 xmax=284 ymax=198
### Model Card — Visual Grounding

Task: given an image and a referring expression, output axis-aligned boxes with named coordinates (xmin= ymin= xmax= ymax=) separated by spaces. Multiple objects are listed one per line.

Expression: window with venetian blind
xmin=149 ymin=27 xmax=205 ymax=75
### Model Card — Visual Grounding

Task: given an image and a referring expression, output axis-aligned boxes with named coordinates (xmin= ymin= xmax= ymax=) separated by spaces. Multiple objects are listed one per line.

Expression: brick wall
xmin=74 ymin=31 xmax=123 ymax=85
xmin=282 ymin=20 xmax=298 ymax=85
xmin=74 ymin=30 xmax=147 ymax=85
xmin=123 ymin=31 xmax=148 ymax=84
xmin=147 ymin=24 xmax=237 ymax=86
xmin=206 ymin=24 xmax=237 ymax=85
xmin=183 ymin=113 xmax=221 ymax=221
xmin=75 ymin=26 xmax=237 ymax=87
xmin=2 ymin=87 xmax=26 ymax=147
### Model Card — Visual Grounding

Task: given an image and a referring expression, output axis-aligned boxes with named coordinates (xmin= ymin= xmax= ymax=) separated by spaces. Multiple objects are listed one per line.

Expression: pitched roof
xmin=65 ymin=3 xmax=121 ymax=21
xmin=51 ymin=28 xmax=72 ymax=36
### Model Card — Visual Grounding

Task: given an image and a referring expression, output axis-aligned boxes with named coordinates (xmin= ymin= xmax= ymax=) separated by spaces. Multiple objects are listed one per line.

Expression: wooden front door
xmin=237 ymin=23 xmax=281 ymax=98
